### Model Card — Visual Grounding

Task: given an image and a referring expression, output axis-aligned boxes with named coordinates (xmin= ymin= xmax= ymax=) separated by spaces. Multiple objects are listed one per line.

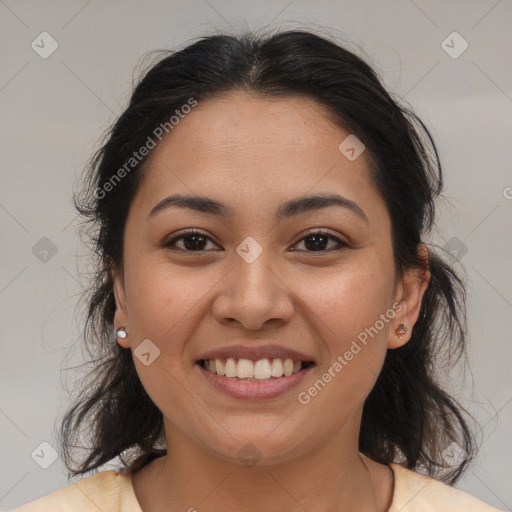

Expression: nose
xmin=211 ymin=247 xmax=295 ymax=330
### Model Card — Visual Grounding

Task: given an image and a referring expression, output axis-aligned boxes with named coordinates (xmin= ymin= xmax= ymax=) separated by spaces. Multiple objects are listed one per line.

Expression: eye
xmin=292 ymin=230 xmax=347 ymax=252
xmin=163 ymin=229 xmax=220 ymax=252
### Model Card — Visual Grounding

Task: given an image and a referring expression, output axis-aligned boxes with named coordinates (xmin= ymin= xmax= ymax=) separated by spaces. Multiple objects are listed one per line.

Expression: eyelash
xmin=162 ymin=229 xmax=348 ymax=254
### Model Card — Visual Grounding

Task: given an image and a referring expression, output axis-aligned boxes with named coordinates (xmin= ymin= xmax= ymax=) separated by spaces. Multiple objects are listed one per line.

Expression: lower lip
xmin=196 ymin=362 xmax=315 ymax=400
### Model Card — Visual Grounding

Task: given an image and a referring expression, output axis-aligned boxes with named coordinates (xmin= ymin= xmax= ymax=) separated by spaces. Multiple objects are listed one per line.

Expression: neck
xmin=131 ymin=413 xmax=394 ymax=512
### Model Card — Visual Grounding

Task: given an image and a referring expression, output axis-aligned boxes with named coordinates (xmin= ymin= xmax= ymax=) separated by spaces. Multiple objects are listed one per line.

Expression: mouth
xmin=194 ymin=344 xmax=317 ymax=399
xmin=196 ymin=357 xmax=316 ymax=382
xmin=195 ymin=357 xmax=316 ymax=400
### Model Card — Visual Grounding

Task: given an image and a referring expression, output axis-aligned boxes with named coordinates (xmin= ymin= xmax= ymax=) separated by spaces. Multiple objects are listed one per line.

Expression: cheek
xmin=297 ymin=259 xmax=395 ymax=347
xmin=293 ymin=258 xmax=394 ymax=410
xmin=124 ymin=258 xmax=215 ymax=339
xmin=123 ymin=257 xmax=228 ymax=409
xmin=122 ymin=259 xmax=210 ymax=419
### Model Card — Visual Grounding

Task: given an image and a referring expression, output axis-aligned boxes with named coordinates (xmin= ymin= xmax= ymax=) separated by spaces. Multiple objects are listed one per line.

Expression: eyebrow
xmin=147 ymin=193 xmax=368 ymax=223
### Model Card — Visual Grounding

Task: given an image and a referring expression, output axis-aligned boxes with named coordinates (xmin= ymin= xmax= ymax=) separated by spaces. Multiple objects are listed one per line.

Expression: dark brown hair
xmin=60 ymin=28 xmax=476 ymax=484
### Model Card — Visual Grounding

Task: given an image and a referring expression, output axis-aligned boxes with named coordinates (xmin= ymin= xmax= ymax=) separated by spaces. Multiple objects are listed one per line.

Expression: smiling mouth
xmin=196 ymin=357 xmax=315 ymax=382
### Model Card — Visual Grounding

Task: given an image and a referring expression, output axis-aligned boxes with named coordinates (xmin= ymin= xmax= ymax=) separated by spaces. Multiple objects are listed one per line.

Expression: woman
xmin=14 ymin=29 xmax=500 ymax=511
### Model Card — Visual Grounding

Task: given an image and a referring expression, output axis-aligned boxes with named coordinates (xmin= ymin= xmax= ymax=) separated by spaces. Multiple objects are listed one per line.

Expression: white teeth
xmin=215 ymin=359 xmax=225 ymax=375
xmin=254 ymin=359 xmax=272 ymax=379
xmin=237 ymin=358 xmax=254 ymax=378
xmin=283 ymin=359 xmax=294 ymax=377
xmin=203 ymin=357 xmax=309 ymax=380
xmin=271 ymin=358 xmax=283 ymax=377
xmin=225 ymin=357 xmax=237 ymax=378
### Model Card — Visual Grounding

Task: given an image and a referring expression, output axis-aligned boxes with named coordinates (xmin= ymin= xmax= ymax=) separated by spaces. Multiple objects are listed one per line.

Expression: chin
xmin=199 ymin=428 xmax=312 ymax=468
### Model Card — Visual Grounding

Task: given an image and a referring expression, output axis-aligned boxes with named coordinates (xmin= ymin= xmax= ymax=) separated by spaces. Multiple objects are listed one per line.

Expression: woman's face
xmin=113 ymin=92 xmax=428 ymax=465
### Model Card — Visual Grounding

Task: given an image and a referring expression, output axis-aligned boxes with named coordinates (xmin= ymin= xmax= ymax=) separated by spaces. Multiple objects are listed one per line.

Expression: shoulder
xmin=389 ymin=463 xmax=502 ymax=512
xmin=11 ymin=469 xmax=141 ymax=512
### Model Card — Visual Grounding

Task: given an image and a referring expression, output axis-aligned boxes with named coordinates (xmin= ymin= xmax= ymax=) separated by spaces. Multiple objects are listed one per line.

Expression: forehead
xmin=150 ymin=91 xmax=346 ymax=166
xmin=134 ymin=91 xmax=381 ymax=217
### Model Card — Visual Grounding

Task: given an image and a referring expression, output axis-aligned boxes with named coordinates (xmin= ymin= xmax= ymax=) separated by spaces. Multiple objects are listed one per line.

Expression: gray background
xmin=1 ymin=0 xmax=511 ymax=510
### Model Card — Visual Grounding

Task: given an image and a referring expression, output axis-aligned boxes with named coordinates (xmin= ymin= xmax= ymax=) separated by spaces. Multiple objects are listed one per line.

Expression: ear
xmin=388 ymin=244 xmax=431 ymax=349
xmin=111 ymin=264 xmax=130 ymax=349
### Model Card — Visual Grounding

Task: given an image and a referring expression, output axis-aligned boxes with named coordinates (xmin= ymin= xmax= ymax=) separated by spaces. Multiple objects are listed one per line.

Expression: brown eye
xmin=163 ymin=230 xmax=219 ymax=252
xmin=293 ymin=231 xmax=347 ymax=252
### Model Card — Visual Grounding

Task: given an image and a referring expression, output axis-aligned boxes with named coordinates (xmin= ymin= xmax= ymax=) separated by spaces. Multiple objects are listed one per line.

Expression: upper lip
xmin=196 ymin=344 xmax=315 ymax=363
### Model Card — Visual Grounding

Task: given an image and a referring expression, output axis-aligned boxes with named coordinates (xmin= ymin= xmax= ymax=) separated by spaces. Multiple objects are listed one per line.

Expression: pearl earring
xmin=116 ymin=327 xmax=127 ymax=339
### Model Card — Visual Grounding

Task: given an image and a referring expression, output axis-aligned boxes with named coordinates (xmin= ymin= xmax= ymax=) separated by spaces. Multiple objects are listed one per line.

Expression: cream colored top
xmin=13 ymin=463 xmax=501 ymax=511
